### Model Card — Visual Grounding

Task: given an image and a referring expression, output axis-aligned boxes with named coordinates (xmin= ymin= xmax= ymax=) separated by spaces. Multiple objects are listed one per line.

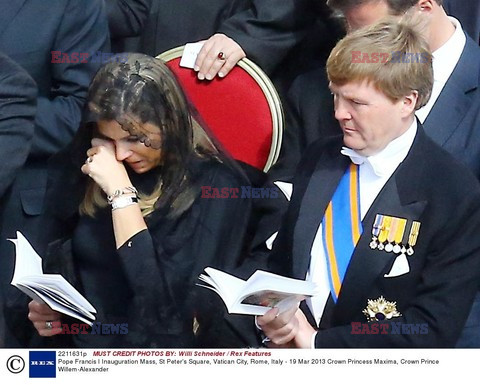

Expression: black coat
xmin=444 ymin=0 xmax=480 ymax=44
xmin=272 ymin=36 xmax=480 ymax=181
xmin=117 ymin=0 xmax=341 ymax=91
xmin=31 ymin=135 xmax=253 ymax=348
xmin=223 ymin=125 xmax=480 ymax=348
xmin=0 ymin=53 xmax=36 ymax=200
xmin=0 ymin=0 xmax=110 ymax=348
xmin=107 ymin=0 xmax=153 ymax=39
xmin=267 ymin=127 xmax=480 ymax=347
xmin=267 ymin=67 xmax=339 ymax=181
xmin=106 ymin=0 xmax=153 ymax=52
xmin=267 ymin=32 xmax=480 ymax=349
xmin=0 ymin=52 xmax=37 ymax=348
xmin=117 ymin=0 xmax=249 ymax=57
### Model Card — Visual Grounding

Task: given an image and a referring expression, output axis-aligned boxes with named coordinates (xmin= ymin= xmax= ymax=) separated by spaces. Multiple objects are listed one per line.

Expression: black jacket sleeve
xmin=0 ymin=53 xmax=37 ymax=197
xmin=217 ymin=0 xmax=318 ymax=74
xmin=32 ymin=0 xmax=110 ymax=157
xmin=115 ymin=163 xmax=252 ymax=346
xmin=106 ymin=0 xmax=153 ymax=38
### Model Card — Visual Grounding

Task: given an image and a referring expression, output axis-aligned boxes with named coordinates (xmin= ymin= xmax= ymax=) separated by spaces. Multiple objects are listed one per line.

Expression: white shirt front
xmin=306 ymin=120 xmax=418 ymax=326
xmin=415 ymin=17 xmax=466 ymax=123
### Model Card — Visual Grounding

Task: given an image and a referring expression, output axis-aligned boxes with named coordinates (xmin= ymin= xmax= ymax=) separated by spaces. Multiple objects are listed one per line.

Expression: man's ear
xmin=401 ymin=91 xmax=418 ymax=117
xmin=416 ymin=0 xmax=434 ymax=13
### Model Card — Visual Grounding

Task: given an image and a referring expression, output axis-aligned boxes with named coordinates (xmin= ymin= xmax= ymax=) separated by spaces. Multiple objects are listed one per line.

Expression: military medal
xmin=370 ymin=214 xmax=383 ymax=249
xmin=370 ymin=215 xmax=417 ymax=257
xmin=392 ymin=218 xmax=407 ymax=254
xmin=385 ymin=217 xmax=400 ymax=252
xmin=363 ymin=296 xmax=402 ymax=322
xmin=377 ymin=216 xmax=391 ymax=251
xmin=406 ymin=221 xmax=421 ymax=255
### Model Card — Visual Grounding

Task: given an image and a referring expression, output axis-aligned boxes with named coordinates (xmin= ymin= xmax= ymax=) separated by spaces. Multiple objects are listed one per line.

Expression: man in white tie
xmin=254 ymin=18 xmax=480 ymax=348
xmin=327 ymin=0 xmax=480 ymax=349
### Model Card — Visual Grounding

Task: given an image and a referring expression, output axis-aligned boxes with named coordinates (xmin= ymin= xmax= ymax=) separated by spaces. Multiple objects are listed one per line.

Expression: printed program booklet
xmin=9 ymin=231 xmax=97 ymax=325
xmin=198 ymin=267 xmax=317 ymax=315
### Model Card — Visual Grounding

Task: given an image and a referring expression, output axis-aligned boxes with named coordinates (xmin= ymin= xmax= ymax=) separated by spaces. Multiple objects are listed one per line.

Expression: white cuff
xmin=310 ymin=331 xmax=318 ymax=349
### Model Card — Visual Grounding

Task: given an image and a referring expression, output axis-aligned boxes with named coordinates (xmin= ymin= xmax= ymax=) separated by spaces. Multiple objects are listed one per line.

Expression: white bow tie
xmin=340 ymin=147 xmax=387 ymax=177
xmin=340 ymin=147 xmax=367 ymax=165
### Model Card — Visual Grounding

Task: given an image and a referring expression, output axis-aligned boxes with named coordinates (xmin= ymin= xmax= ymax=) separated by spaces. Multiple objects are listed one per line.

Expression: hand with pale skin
xmin=28 ymin=301 xmax=63 ymax=337
xmin=80 ymin=138 xmax=133 ymax=196
xmin=257 ymin=306 xmax=317 ymax=348
xmin=194 ymin=33 xmax=246 ymax=80
xmin=81 ymin=136 xmax=147 ymax=248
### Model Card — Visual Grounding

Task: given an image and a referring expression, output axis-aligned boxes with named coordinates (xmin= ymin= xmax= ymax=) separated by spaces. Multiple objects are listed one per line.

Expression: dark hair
xmin=82 ymin=53 xmax=235 ymax=218
xmin=327 ymin=0 xmax=442 ymax=15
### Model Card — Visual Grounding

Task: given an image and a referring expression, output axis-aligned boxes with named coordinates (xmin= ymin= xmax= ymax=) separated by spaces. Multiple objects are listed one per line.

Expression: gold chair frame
xmin=157 ymin=46 xmax=284 ymax=172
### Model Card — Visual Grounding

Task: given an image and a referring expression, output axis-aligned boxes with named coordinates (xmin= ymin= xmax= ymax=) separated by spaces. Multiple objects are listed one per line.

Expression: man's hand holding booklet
xmin=197 ymin=267 xmax=317 ymax=316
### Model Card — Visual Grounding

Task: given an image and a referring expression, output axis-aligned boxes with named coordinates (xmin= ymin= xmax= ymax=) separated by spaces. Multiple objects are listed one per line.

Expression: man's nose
xmin=334 ymin=101 xmax=352 ymax=121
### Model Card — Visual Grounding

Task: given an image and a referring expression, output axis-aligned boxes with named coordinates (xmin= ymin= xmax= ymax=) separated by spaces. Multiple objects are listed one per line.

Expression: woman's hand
xmin=81 ymin=138 xmax=132 ymax=196
xmin=28 ymin=301 xmax=63 ymax=337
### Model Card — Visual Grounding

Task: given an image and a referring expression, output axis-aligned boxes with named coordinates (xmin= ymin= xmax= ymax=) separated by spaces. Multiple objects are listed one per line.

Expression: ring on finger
xmin=217 ymin=51 xmax=226 ymax=60
xmin=45 ymin=321 xmax=54 ymax=330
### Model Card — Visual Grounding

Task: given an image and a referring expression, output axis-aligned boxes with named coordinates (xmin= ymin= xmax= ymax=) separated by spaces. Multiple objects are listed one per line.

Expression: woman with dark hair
xmin=25 ymin=54 xmax=252 ymax=347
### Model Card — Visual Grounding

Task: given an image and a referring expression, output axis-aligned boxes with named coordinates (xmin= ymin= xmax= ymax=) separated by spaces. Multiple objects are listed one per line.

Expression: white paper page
xmin=9 ymin=231 xmax=97 ymax=315
xmin=199 ymin=268 xmax=318 ymax=315
xmin=33 ymin=274 xmax=96 ymax=313
xmin=16 ymin=283 xmax=95 ymax=326
xmin=201 ymin=267 xmax=246 ymax=310
xmin=245 ymin=270 xmax=317 ymax=297
xmin=35 ymin=283 xmax=96 ymax=320
xmin=230 ymin=303 xmax=272 ymax=316
xmin=180 ymin=42 xmax=204 ymax=69
xmin=9 ymin=231 xmax=43 ymax=284
xmin=14 ymin=283 xmax=46 ymax=305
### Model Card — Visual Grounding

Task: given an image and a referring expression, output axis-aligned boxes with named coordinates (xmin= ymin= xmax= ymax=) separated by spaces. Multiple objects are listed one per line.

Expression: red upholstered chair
xmin=157 ymin=47 xmax=283 ymax=172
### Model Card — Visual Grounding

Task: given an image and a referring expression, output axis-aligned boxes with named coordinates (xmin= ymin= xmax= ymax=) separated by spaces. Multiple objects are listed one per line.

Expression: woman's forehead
xmin=96 ymin=120 xmax=130 ymax=140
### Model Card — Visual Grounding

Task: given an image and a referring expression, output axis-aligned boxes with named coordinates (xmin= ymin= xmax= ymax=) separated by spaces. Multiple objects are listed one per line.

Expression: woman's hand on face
xmin=28 ymin=301 xmax=63 ymax=337
xmin=81 ymin=138 xmax=132 ymax=196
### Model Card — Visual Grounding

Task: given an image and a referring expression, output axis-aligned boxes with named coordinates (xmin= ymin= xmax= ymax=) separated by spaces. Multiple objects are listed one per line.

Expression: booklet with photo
xmin=9 ymin=231 xmax=97 ymax=325
xmin=197 ymin=267 xmax=317 ymax=316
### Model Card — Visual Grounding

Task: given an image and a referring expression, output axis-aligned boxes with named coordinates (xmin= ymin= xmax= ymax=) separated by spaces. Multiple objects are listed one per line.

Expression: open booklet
xmin=198 ymin=267 xmax=317 ymax=316
xmin=9 ymin=231 xmax=97 ymax=325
